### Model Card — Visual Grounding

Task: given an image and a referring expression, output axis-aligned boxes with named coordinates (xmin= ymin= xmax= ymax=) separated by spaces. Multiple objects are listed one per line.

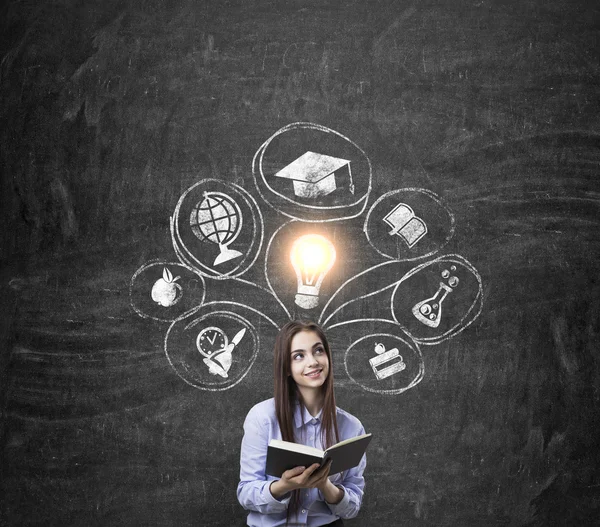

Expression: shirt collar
xmin=293 ymin=402 xmax=322 ymax=428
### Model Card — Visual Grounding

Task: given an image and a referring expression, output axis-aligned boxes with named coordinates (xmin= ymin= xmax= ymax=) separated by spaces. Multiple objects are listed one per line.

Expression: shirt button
xmin=301 ymin=509 xmax=306 ymax=514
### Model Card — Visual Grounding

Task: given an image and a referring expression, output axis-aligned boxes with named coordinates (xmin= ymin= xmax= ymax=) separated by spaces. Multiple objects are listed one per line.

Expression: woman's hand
xmin=269 ymin=460 xmax=332 ymax=499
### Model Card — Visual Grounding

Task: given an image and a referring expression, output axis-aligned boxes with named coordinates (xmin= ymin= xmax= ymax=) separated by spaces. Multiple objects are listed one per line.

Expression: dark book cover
xmin=266 ymin=434 xmax=372 ymax=477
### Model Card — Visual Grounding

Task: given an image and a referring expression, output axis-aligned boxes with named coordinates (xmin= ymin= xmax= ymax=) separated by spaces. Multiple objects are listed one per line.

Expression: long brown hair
xmin=273 ymin=320 xmax=340 ymax=523
xmin=273 ymin=320 xmax=340 ymax=448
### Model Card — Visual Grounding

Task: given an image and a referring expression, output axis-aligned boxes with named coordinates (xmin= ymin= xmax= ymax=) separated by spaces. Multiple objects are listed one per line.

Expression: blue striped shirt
xmin=237 ymin=398 xmax=366 ymax=526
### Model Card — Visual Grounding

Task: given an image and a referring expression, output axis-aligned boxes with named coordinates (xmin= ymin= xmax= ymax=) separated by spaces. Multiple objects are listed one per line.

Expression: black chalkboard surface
xmin=2 ymin=1 xmax=600 ymax=526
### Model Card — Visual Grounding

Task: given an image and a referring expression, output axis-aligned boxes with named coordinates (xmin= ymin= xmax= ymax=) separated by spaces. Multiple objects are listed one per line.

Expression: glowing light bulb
xmin=290 ymin=234 xmax=336 ymax=309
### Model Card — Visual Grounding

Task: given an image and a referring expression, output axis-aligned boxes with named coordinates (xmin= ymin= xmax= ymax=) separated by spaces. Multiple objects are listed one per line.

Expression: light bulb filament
xmin=290 ymin=234 xmax=336 ymax=309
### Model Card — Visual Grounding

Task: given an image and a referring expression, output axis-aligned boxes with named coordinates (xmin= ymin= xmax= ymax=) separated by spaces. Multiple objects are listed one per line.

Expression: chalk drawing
xmin=263 ymin=222 xmax=296 ymax=320
xmin=165 ymin=310 xmax=259 ymax=391
xmin=344 ymin=332 xmax=424 ymax=395
xmin=274 ymin=151 xmax=353 ymax=198
xmin=320 ymin=260 xmax=410 ymax=328
xmin=383 ymin=203 xmax=427 ymax=248
xmin=369 ymin=343 xmax=406 ymax=380
xmin=411 ymin=265 xmax=461 ymax=328
xmin=321 ymin=254 xmax=482 ymax=347
xmin=391 ymin=254 xmax=483 ymax=345
xmin=290 ymin=234 xmax=336 ymax=309
xmin=364 ymin=188 xmax=455 ymax=261
xmin=131 ymin=120 xmax=486 ymax=396
xmin=151 ymin=267 xmax=183 ymax=307
xmin=171 ymin=179 xmax=264 ymax=280
xmin=264 ymin=220 xmax=347 ymax=318
xmin=189 ymin=191 xmax=244 ymax=266
xmin=130 ymin=260 xmax=206 ymax=323
xmin=196 ymin=327 xmax=246 ymax=378
xmin=252 ymin=122 xmax=372 ymax=222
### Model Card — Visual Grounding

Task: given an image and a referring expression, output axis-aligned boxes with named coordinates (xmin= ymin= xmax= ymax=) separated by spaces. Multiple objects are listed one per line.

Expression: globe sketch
xmin=190 ymin=192 xmax=244 ymax=266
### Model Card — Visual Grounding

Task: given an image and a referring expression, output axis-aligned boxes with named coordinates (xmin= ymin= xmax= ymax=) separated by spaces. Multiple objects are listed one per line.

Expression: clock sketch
xmin=131 ymin=122 xmax=484 ymax=394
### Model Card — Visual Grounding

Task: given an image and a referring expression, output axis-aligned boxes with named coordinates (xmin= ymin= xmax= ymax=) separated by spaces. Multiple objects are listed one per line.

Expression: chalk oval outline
xmin=344 ymin=332 xmax=424 ymax=395
xmin=253 ymin=122 xmax=372 ymax=221
xmin=129 ymin=259 xmax=206 ymax=322
xmin=363 ymin=188 xmax=456 ymax=262
xmin=171 ymin=178 xmax=264 ymax=280
xmin=165 ymin=309 xmax=259 ymax=391
xmin=390 ymin=254 xmax=483 ymax=345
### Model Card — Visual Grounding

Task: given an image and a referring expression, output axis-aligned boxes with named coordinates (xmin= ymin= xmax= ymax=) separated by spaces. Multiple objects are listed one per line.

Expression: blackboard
xmin=2 ymin=1 xmax=600 ymax=525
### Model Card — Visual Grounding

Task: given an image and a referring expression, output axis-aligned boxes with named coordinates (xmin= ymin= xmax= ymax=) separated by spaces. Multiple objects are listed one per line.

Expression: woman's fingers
xmin=297 ymin=463 xmax=321 ymax=480
xmin=306 ymin=460 xmax=332 ymax=486
xmin=281 ymin=463 xmax=321 ymax=490
xmin=282 ymin=466 xmax=307 ymax=480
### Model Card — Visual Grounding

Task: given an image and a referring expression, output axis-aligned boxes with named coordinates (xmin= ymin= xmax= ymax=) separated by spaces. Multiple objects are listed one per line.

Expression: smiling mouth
xmin=304 ymin=369 xmax=322 ymax=378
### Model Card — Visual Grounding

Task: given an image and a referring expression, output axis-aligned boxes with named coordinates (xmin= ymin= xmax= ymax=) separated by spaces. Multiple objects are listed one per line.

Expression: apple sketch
xmin=151 ymin=267 xmax=183 ymax=307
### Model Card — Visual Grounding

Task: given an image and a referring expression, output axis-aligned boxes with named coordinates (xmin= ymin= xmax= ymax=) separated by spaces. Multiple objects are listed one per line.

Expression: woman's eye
xmin=293 ymin=353 xmax=303 ymax=360
xmin=315 ymin=347 xmax=324 ymax=354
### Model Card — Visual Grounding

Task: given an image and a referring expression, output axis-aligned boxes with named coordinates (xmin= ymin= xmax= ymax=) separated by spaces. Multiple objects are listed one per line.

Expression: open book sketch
xmin=364 ymin=188 xmax=455 ymax=262
xmin=383 ymin=203 xmax=427 ymax=248
xmin=131 ymin=122 xmax=483 ymax=395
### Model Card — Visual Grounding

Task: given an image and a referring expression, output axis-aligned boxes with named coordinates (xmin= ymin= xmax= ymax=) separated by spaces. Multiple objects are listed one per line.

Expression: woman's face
xmin=289 ymin=330 xmax=330 ymax=393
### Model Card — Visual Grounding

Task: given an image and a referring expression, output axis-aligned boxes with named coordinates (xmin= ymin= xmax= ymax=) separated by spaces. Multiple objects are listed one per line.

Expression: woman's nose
xmin=307 ymin=353 xmax=319 ymax=365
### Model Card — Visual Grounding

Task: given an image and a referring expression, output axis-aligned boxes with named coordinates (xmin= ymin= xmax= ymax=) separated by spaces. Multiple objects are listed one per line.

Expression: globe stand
xmin=213 ymin=244 xmax=243 ymax=266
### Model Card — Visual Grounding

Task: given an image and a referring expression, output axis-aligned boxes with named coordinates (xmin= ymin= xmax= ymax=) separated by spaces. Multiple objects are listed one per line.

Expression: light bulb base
xmin=295 ymin=293 xmax=319 ymax=309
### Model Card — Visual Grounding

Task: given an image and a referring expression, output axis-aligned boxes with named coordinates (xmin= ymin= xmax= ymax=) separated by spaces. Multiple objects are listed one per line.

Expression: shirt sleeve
xmin=237 ymin=407 xmax=291 ymax=514
xmin=323 ymin=425 xmax=367 ymax=519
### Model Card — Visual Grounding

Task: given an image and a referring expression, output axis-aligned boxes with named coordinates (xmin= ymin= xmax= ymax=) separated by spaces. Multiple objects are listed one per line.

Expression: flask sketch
xmin=412 ymin=282 xmax=453 ymax=328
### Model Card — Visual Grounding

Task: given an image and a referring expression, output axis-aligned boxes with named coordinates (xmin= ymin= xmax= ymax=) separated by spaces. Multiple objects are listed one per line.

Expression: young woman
xmin=237 ymin=320 xmax=367 ymax=526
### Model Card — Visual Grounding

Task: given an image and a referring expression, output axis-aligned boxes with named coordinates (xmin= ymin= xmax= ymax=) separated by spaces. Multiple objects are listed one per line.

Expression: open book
xmin=265 ymin=433 xmax=372 ymax=477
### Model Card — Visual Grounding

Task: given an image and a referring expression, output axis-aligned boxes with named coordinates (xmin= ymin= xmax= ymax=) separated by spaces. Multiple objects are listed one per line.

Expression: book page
xmin=325 ymin=433 xmax=372 ymax=453
xmin=268 ymin=439 xmax=324 ymax=458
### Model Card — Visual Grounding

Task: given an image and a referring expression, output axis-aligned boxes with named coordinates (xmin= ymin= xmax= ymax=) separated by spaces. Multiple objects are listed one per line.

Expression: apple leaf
xmin=163 ymin=267 xmax=173 ymax=282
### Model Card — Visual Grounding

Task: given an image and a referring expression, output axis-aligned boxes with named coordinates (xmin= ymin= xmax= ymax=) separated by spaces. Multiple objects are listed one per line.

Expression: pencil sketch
xmin=131 ymin=121 xmax=485 ymax=397
xmin=196 ymin=326 xmax=246 ymax=378
xmin=165 ymin=309 xmax=258 ymax=391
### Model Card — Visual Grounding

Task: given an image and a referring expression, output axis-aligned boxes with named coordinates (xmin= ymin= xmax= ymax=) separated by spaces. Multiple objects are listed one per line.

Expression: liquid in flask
xmin=412 ymin=282 xmax=453 ymax=328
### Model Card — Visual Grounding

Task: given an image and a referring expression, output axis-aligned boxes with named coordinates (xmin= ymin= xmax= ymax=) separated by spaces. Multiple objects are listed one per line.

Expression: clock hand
xmin=212 ymin=329 xmax=246 ymax=358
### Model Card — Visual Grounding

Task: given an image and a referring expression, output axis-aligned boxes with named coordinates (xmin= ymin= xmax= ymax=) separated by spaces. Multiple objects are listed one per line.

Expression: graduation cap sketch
xmin=274 ymin=151 xmax=354 ymax=199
